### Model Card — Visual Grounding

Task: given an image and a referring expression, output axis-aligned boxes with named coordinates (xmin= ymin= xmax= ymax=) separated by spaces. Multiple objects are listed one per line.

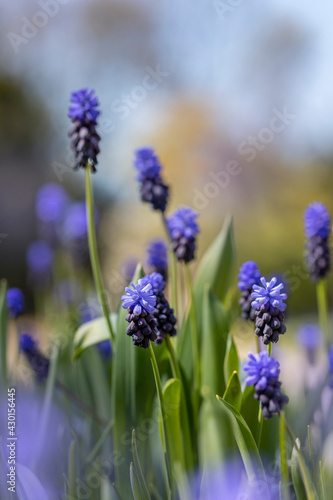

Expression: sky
xmin=1 ymin=0 xmax=333 ymax=193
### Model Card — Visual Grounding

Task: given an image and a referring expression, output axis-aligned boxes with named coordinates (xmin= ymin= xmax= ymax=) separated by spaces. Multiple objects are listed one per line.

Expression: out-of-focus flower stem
xmin=185 ymin=263 xmax=201 ymax=423
xmin=279 ymin=412 xmax=290 ymax=500
xmin=85 ymin=164 xmax=115 ymax=346
xmin=161 ymin=214 xmax=178 ymax=320
xmin=165 ymin=334 xmax=194 ymax=469
xmin=316 ymin=279 xmax=329 ymax=342
xmin=148 ymin=344 xmax=172 ymax=491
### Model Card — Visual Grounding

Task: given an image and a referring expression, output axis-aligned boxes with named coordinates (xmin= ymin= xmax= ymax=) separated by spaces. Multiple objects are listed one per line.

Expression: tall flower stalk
xmin=85 ymin=166 xmax=115 ymax=344
xmin=68 ymin=88 xmax=115 ymax=345
xmin=304 ymin=202 xmax=331 ymax=341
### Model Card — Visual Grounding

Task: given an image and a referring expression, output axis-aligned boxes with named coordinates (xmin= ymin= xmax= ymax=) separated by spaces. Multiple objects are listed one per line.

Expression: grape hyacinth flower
xmin=26 ymin=240 xmax=54 ymax=286
xmin=133 ymin=147 xmax=169 ymax=212
xmin=238 ymin=261 xmax=261 ymax=321
xmin=68 ymin=88 xmax=101 ymax=172
xmin=244 ymin=352 xmax=289 ymax=419
xmin=146 ymin=239 xmax=168 ymax=280
xmin=304 ymin=202 xmax=331 ymax=282
xmin=140 ymin=273 xmax=177 ymax=344
xmin=20 ymin=334 xmax=49 ymax=383
xmin=251 ymin=277 xmax=287 ymax=344
xmin=296 ymin=324 xmax=322 ymax=364
xmin=96 ymin=340 xmax=112 ymax=360
xmin=121 ymin=280 xmax=158 ymax=348
xmin=167 ymin=206 xmax=200 ymax=263
xmin=35 ymin=183 xmax=69 ymax=224
xmin=6 ymin=288 xmax=25 ymax=318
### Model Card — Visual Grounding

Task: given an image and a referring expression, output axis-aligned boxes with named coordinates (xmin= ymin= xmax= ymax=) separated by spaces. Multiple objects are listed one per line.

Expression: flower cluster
xmin=6 ymin=288 xmax=25 ymax=318
xmin=238 ymin=261 xmax=261 ymax=321
xmin=304 ymin=203 xmax=331 ymax=282
xmin=251 ymin=277 xmax=287 ymax=344
xmin=68 ymin=88 xmax=101 ymax=172
xmin=121 ymin=280 xmax=158 ymax=348
xmin=146 ymin=239 xmax=168 ymax=280
xmin=133 ymin=147 xmax=169 ymax=212
xmin=20 ymin=334 xmax=50 ymax=383
xmin=140 ymin=273 xmax=177 ymax=344
xmin=244 ymin=352 xmax=288 ymax=419
xmin=167 ymin=206 xmax=199 ymax=263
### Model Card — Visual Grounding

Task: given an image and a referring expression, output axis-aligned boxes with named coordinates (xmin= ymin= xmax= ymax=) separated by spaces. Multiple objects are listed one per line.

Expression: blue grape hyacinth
xmin=304 ymin=202 xmax=331 ymax=282
xmin=167 ymin=206 xmax=200 ymax=263
xmin=6 ymin=288 xmax=25 ymax=318
xmin=20 ymin=334 xmax=49 ymax=383
xmin=121 ymin=280 xmax=158 ymax=348
xmin=244 ymin=352 xmax=288 ymax=419
xmin=35 ymin=183 xmax=69 ymax=224
xmin=133 ymin=147 xmax=169 ymax=212
xmin=140 ymin=273 xmax=177 ymax=344
xmin=251 ymin=277 xmax=287 ymax=344
xmin=68 ymin=88 xmax=101 ymax=172
xmin=238 ymin=261 xmax=261 ymax=321
xmin=146 ymin=239 xmax=168 ymax=280
xmin=296 ymin=324 xmax=322 ymax=364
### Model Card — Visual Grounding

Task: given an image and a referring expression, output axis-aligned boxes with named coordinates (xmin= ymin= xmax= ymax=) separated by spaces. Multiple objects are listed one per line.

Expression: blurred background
xmin=1 ymin=0 xmax=333 ymax=316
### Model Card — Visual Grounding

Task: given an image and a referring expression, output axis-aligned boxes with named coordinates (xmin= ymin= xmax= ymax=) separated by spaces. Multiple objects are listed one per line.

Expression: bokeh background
xmin=1 ymin=0 xmax=333 ymax=317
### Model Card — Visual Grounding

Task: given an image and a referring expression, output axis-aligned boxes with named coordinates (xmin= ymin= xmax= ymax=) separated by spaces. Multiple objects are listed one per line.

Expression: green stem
xmin=184 ymin=263 xmax=201 ymax=394
xmin=161 ymin=214 xmax=178 ymax=319
xmin=85 ymin=166 xmax=115 ymax=345
xmin=319 ymin=461 xmax=326 ymax=500
xmin=307 ymin=425 xmax=315 ymax=481
xmin=279 ymin=413 xmax=290 ymax=500
xmin=148 ymin=344 xmax=172 ymax=491
xmin=268 ymin=343 xmax=272 ymax=356
xmin=165 ymin=334 xmax=194 ymax=469
xmin=316 ymin=279 xmax=329 ymax=342
xmin=257 ymin=406 xmax=263 ymax=448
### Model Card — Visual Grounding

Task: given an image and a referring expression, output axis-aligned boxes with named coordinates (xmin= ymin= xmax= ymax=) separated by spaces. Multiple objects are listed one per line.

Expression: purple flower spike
xmin=304 ymin=202 xmax=331 ymax=282
xmin=252 ymin=277 xmax=287 ymax=312
xmin=121 ymin=281 xmax=156 ymax=316
xmin=166 ymin=206 xmax=200 ymax=263
xmin=68 ymin=88 xmax=100 ymax=122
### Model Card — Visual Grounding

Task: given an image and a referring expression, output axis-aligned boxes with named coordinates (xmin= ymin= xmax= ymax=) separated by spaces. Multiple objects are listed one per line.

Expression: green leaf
xmin=198 ymin=393 xmax=234 ymax=467
xmin=223 ymin=371 xmax=242 ymax=411
xmin=201 ymin=285 xmax=229 ymax=397
xmin=290 ymin=439 xmax=318 ymax=500
xmin=72 ymin=313 xmax=117 ymax=360
xmin=163 ymin=379 xmax=185 ymax=474
xmin=223 ymin=333 xmax=239 ymax=384
xmin=240 ymin=385 xmax=258 ymax=438
xmin=130 ymin=463 xmax=142 ymax=500
xmin=68 ymin=440 xmax=77 ymax=500
xmin=291 ymin=445 xmax=308 ymax=500
xmin=0 ymin=279 xmax=8 ymax=387
xmin=216 ymin=396 xmax=267 ymax=490
xmin=132 ymin=430 xmax=151 ymax=500
xmin=194 ymin=214 xmax=235 ymax=304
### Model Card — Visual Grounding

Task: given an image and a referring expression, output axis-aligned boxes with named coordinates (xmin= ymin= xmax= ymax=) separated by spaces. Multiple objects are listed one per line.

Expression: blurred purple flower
xmin=146 ymin=238 xmax=168 ymax=279
xmin=328 ymin=346 xmax=333 ymax=389
xmin=68 ymin=88 xmax=100 ymax=122
xmin=26 ymin=241 xmax=54 ymax=287
xmin=296 ymin=324 xmax=322 ymax=364
xmin=304 ymin=202 xmax=331 ymax=239
xmin=96 ymin=340 xmax=112 ymax=360
xmin=35 ymin=183 xmax=69 ymax=224
xmin=6 ymin=287 xmax=25 ymax=318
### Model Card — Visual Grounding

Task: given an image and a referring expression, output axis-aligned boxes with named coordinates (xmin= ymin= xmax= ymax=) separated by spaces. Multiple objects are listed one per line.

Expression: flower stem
xmin=85 ymin=165 xmax=115 ymax=345
xmin=165 ymin=334 xmax=194 ymax=469
xmin=161 ymin=214 xmax=178 ymax=320
xmin=268 ymin=343 xmax=272 ymax=356
xmin=279 ymin=413 xmax=290 ymax=500
xmin=184 ymin=263 xmax=201 ymax=394
xmin=148 ymin=344 xmax=172 ymax=490
xmin=316 ymin=279 xmax=329 ymax=342
xmin=257 ymin=406 xmax=263 ymax=448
